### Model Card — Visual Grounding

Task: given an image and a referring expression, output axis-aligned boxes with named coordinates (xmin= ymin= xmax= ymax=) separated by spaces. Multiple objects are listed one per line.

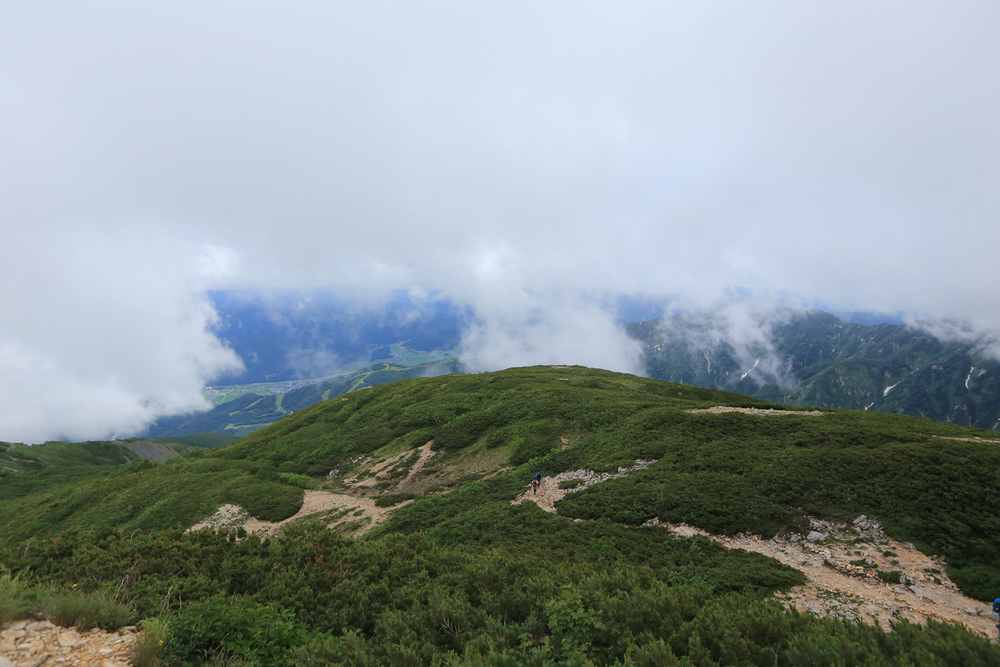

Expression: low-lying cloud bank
xmin=0 ymin=233 xmax=242 ymax=444
xmin=2 ymin=3 xmax=999 ymax=441
xmin=459 ymin=296 xmax=644 ymax=376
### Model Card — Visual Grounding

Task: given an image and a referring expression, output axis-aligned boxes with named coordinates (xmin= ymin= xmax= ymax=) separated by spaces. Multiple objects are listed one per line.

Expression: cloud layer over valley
xmin=1 ymin=2 xmax=998 ymax=441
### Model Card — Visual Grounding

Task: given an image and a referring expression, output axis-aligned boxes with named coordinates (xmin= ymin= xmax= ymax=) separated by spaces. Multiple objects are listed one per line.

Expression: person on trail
xmin=531 ymin=478 xmax=539 ymax=494
xmin=535 ymin=472 xmax=542 ymax=485
xmin=994 ymin=598 xmax=1000 ymax=634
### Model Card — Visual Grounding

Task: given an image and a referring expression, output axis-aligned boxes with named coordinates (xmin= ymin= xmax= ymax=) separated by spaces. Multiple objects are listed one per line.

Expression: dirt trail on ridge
xmin=189 ymin=442 xmax=442 ymax=538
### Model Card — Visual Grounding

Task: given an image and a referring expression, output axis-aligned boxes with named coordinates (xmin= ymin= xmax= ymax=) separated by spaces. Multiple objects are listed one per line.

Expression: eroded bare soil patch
xmin=687 ymin=406 xmax=825 ymax=416
xmin=189 ymin=490 xmax=407 ymax=538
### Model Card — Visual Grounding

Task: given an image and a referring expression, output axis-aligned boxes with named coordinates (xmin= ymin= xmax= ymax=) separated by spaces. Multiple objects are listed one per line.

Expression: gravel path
xmin=189 ymin=490 xmax=407 ymax=538
xmin=652 ymin=520 xmax=998 ymax=637
xmin=687 ymin=406 xmax=825 ymax=416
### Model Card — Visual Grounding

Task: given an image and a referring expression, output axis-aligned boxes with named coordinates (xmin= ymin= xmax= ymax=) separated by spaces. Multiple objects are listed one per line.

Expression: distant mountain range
xmin=145 ymin=359 xmax=460 ymax=439
xmin=208 ymin=289 xmax=467 ymax=385
xmin=630 ymin=310 xmax=1000 ymax=430
xmin=146 ymin=301 xmax=999 ymax=439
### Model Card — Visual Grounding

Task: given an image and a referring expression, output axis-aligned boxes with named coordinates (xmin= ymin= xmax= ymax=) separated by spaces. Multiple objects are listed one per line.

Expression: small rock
xmin=57 ymin=630 xmax=79 ymax=647
xmin=807 ymin=531 xmax=827 ymax=542
xmin=909 ymin=585 xmax=923 ymax=598
xmin=0 ymin=657 xmax=14 ymax=667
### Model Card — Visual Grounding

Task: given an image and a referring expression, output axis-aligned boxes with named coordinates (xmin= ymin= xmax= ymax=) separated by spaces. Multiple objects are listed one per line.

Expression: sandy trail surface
xmin=189 ymin=490 xmax=407 ymax=538
xmin=189 ymin=442 xmax=441 ymax=538
xmin=657 ymin=520 xmax=998 ymax=637
xmin=348 ymin=441 xmax=437 ymax=490
xmin=687 ymin=406 xmax=825 ymax=417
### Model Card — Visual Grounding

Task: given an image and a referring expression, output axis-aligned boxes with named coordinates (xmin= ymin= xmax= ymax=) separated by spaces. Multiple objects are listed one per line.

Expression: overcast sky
xmin=2 ymin=2 xmax=998 ymax=442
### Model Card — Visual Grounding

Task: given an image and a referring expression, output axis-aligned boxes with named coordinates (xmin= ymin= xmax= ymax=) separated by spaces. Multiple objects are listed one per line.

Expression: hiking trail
xmin=514 ymin=462 xmax=998 ymax=639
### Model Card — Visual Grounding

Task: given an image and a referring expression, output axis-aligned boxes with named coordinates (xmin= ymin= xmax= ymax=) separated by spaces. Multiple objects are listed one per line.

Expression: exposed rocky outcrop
xmin=0 ymin=620 xmax=137 ymax=666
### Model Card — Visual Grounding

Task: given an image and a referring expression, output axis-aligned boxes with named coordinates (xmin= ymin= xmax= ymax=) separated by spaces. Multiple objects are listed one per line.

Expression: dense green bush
xmin=4 ymin=366 xmax=1000 ymax=663
xmin=274 ymin=472 xmax=313 ymax=489
xmin=877 ymin=570 xmax=903 ymax=584
xmin=162 ymin=595 xmax=305 ymax=666
xmin=1 ymin=520 xmax=997 ymax=665
xmin=220 ymin=481 xmax=303 ymax=523
xmin=0 ymin=568 xmax=134 ymax=630
xmin=39 ymin=591 xmax=134 ymax=630
xmin=374 ymin=492 xmax=418 ymax=507
xmin=0 ymin=570 xmax=31 ymax=625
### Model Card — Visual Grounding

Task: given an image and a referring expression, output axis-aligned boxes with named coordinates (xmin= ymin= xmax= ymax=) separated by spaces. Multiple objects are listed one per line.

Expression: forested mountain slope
xmin=630 ymin=310 xmax=1000 ymax=429
xmin=144 ymin=358 xmax=459 ymax=438
xmin=3 ymin=366 xmax=1000 ymax=664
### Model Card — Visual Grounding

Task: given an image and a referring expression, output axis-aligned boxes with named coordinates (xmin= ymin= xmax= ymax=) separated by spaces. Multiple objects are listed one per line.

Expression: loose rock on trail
xmin=649 ymin=518 xmax=1000 ymax=638
xmin=189 ymin=441 xmax=442 ymax=538
xmin=0 ymin=620 xmax=137 ymax=666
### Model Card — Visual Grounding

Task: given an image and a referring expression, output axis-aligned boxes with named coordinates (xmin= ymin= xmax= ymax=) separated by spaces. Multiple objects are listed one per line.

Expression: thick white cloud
xmin=0 ymin=230 xmax=241 ymax=443
xmin=1 ymin=2 xmax=998 ymax=440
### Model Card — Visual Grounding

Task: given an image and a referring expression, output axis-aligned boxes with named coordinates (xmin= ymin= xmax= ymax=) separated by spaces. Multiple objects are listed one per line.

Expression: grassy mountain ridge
xmin=632 ymin=310 xmax=1000 ymax=429
xmin=5 ymin=366 xmax=1000 ymax=589
xmin=144 ymin=358 xmax=460 ymax=439
xmin=4 ymin=366 xmax=1000 ymax=664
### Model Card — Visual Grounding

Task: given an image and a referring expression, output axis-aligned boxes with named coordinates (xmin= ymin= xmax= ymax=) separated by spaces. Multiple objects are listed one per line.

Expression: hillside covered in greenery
xmin=145 ymin=358 xmax=460 ymax=439
xmin=3 ymin=366 xmax=1000 ymax=665
xmin=631 ymin=310 xmax=1000 ymax=430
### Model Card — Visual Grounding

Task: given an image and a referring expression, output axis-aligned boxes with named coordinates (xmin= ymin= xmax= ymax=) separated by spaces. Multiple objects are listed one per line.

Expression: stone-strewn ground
xmin=511 ymin=460 xmax=657 ymax=512
xmin=0 ymin=620 xmax=137 ymax=666
xmin=188 ymin=441 xmax=439 ymax=539
xmin=652 ymin=518 xmax=1000 ymax=638
xmin=687 ymin=406 xmax=825 ymax=416
xmin=188 ymin=490 xmax=408 ymax=538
